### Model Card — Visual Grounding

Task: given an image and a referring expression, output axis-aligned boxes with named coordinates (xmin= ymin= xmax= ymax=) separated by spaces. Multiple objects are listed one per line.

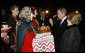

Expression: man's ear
xmin=62 ymin=13 xmax=65 ymax=15
xmin=63 ymin=13 xmax=65 ymax=15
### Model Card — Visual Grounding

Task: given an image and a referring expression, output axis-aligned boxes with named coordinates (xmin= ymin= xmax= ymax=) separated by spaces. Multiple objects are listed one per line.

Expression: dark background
xmin=1 ymin=0 xmax=84 ymax=52
xmin=1 ymin=0 xmax=85 ymax=34
xmin=1 ymin=0 xmax=84 ymax=15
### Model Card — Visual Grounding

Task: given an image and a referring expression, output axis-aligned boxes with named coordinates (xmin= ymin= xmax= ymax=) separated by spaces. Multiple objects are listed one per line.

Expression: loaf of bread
xmin=37 ymin=26 xmax=51 ymax=33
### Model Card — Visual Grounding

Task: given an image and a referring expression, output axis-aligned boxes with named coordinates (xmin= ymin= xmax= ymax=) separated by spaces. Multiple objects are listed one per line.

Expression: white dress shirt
xmin=60 ymin=16 xmax=67 ymax=25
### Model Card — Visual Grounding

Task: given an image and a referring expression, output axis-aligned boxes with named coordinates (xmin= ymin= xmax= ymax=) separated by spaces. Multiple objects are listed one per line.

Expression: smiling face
xmin=12 ymin=8 xmax=19 ymax=16
xmin=10 ymin=5 xmax=19 ymax=17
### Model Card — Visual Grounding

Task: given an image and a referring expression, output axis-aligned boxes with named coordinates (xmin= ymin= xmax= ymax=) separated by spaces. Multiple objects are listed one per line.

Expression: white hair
xmin=19 ymin=6 xmax=31 ymax=19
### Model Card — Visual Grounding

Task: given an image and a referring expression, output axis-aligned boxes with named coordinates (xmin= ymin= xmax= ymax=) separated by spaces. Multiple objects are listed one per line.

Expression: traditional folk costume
xmin=17 ymin=6 xmax=38 ymax=52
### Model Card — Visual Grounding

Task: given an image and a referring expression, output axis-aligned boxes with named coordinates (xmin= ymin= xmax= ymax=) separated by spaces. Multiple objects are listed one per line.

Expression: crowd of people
xmin=1 ymin=5 xmax=83 ymax=52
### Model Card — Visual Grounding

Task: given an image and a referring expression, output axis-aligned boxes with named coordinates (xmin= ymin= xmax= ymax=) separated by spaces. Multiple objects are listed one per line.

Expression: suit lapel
xmin=60 ymin=18 xmax=67 ymax=26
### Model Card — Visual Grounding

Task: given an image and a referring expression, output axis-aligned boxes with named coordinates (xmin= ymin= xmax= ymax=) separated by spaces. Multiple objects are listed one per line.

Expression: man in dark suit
xmin=54 ymin=8 xmax=68 ymax=52
xmin=36 ymin=10 xmax=50 ymax=27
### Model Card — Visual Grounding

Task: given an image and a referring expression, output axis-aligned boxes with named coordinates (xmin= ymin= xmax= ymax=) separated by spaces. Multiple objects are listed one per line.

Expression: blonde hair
xmin=68 ymin=12 xmax=82 ymax=25
xmin=19 ymin=6 xmax=31 ymax=22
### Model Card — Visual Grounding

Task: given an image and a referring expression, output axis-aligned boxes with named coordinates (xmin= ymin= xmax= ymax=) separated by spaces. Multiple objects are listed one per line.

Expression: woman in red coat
xmin=21 ymin=28 xmax=34 ymax=52
xmin=17 ymin=6 xmax=37 ymax=52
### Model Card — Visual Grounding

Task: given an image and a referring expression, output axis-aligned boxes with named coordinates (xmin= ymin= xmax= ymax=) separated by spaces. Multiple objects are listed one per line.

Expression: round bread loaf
xmin=37 ymin=26 xmax=51 ymax=33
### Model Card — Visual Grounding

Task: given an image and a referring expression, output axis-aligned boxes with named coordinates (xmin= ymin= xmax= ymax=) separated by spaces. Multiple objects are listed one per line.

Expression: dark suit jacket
xmin=60 ymin=25 xmax=81 ymax=52
xmin=54 ymin=18 xmax=68 ymax=52
xmin=50 ymin=18 xmax=60 ymax=36
xmin=7 ymin=14 xmax=17 ymax=46
xmin=36 ymin=15 xmax=50 ymax=27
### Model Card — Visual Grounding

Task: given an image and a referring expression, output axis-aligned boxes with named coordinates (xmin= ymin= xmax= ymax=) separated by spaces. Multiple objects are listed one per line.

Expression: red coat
xmin=21 ymin=28 xmax=34 ymax=52
xmin=31 ymin=18 xmax=38 ymax=29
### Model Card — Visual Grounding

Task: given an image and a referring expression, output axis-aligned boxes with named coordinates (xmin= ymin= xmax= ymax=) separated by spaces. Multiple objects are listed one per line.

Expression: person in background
xmin=1 ymin=8 xmax=15 ymax=52
xmin=49 ymin=18 xmax=54 ymax=27
xmin=7 ymin=5 xmax=19 ymax=52
xmin=36 ymin=10 xmax=50 ymax=27
xmin=1 ymin=8 xmax=8 ymax=24
xmin=49 ymin=14 xmax=60 ymax=36
xmin=31 ymin=6 xmax=39 ymax=33
xmin=60 ymin=12 xmax=82 ymax=52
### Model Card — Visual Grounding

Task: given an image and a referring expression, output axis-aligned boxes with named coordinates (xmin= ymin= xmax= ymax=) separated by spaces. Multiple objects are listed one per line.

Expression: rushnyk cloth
xmin=32 ymin=32 xmax=55 ymax=52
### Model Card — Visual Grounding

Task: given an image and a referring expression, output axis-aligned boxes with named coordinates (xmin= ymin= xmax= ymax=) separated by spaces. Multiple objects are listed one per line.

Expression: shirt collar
xmin=41 ymin=17 xmax=45 ymax=20
xmin=61 ymin=16 xmax=67 ymax=22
